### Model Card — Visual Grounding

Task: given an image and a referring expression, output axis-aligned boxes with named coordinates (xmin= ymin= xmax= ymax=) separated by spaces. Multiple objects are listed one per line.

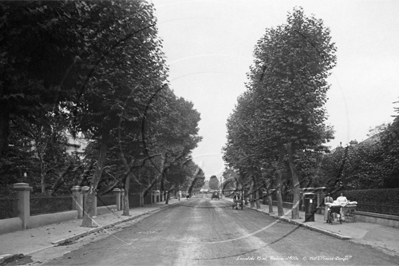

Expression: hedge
xmin=339 ymin=189 xmax=399 ymax=216
xmin=339 ymin=189 xmax=399 ymax=205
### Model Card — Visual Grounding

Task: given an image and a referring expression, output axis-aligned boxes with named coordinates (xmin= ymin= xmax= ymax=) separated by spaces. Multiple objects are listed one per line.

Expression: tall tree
xmin=140 ymin=89 xmax=201 ymax=203
xmin=224 ymin=7 xmax=336 ymax=218
xmin=0 ymin=1 xmax=85 ymax=157
xmin=68 ymin=0 xmax=168 ymax=227
xmin=379 ymin=103 xmax=399 ymax=188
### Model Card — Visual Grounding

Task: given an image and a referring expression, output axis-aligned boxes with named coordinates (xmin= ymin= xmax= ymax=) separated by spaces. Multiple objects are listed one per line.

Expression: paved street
xmin=9 ymin=195 xmax=399 ymax=266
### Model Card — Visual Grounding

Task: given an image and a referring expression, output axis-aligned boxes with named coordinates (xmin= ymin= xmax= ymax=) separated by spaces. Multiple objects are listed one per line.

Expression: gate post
xmin=13 ymin=183 xmax=32 ymax=229
xmin=71 ymin=185 xmax=83 ymax=219
xmin=113 ymin=188 xmax=121 ymax=211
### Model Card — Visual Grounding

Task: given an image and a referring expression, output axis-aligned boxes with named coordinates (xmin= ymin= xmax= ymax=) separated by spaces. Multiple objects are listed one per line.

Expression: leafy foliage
xmin=223 ymin=7 xmax=336 ymax=217
xmin=208 ymin=175 xmax=219 ymax=190
xmin=0 ymin=1 xmax=203 ymax=225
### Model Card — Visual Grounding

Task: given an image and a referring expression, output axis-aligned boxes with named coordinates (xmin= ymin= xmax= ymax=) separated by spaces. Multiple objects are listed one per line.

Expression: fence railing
xmin=0 ymin=198 xmax=18 ymax=219
xmin=1 ymin=183 xmax=167 ymax=237
xmin=30 ymin=195 xmax=73 ymax=216
xmin=97 ymin=194 xmax=115 ymax=207
xmin=269 ymin=191 xmax=399 ymax=216
xmin=4 ymin=187 xmax=167 ymax=220
xmin=271 ymin=193 xmax=294 ymax=203
xmin=356 ymin=202 xmax=399 ymax=216
xmin=129 ymin=194 xmax=141 ymax=208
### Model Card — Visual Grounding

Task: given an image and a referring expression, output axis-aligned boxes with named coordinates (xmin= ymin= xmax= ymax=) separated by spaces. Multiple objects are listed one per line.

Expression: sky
xmin=150 ymin=0 xmax=399 ymax=179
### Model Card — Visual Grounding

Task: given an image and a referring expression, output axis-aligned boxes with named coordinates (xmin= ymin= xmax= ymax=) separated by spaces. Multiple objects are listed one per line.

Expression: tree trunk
xmin=140 ymin=191 xmax=144 ymax=206
xmin=268 ymin=192 xmax=274 ymax=213
xmin=276 ymin=145 xmax=285 ymax=216
xmin=287 ymin=143 xmax=300 ymax=219
xmin=253 ymin=175 xmax=261 ymax=209
xmin=249 ymin=178 xmax=254 ymax=208
xmin=265 ymin=179 xmax=274 ymax=213
xmin=122 ymin=175 xmax=130 ymax=216
xmin=241 ymin=188 xmax=244 ymax=210
xmin=165 ymin=191 xmax=169 ymax=204
xmin=0 ymin=109 xmax=9 ymax=158
xmin=81 ymin=130 xmax=109 ymax=227
xmin=35 ymin=137 xmax=47 ymax=194
xmin=142 ymin=154 xmax=165 ymax=201
xmin=255 ymin=189 xmax=260 ymax=209
xmin=39 ymin=155 xmax=46 ymax=194
xmin=40 ymin=171 xmax=46 ymax=194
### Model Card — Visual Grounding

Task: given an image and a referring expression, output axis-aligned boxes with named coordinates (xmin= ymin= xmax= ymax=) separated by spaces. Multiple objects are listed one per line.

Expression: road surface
xmin=11 ymin=195 xmax=399 ymax=265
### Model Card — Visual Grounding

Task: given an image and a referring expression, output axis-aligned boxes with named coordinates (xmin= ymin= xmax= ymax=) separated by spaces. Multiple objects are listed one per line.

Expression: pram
xmin=327 ymin=205 xmax=343 ymax=224
xmin=342 ymin=205 xmax=357 ymax=222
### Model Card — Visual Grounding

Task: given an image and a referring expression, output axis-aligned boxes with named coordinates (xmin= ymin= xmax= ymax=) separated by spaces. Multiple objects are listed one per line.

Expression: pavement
xmin=1 ymin=197 xmax=399 ymax=264
xmin=224 ymin=197 xmax=399 ymax=258
xmin=0 ymin=199 xmax=180 ymax=265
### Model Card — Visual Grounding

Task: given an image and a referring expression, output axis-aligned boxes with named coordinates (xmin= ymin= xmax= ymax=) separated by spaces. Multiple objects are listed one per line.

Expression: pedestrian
xmin=336 ymin=192 xmax=348 ymax=220
xmin=233 ymin=193 xmax=240 ymax=209
xmin=324 ymin=193 xmax=333 ymax=222
xmin=336 ymin=192 xmax=348 ymax=205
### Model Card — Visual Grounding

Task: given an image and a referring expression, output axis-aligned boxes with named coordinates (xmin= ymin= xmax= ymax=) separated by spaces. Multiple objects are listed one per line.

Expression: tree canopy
xmin=224 ymin=7 xmax=336 ymax=217
xmin=209 ymin=175 xmax=219 ymax=190
xmin=0 ymin=0 xmax=203 ymax=228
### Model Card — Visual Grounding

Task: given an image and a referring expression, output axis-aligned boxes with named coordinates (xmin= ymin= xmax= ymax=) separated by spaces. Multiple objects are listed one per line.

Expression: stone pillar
xmin=13 ymin=183 xmax=32 ymax=229
xmin=71 ymin=186 xmax=83 ymax=219
xmin=113 ymin=188 xmax=121 ymax=211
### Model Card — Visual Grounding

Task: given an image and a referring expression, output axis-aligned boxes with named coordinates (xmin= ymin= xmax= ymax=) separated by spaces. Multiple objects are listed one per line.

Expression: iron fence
xmin=30 ymin=195 xmax=73 ymax=216
xmin=356 ymin=202 xmax=399 ymax=216
xmin=97 ymin=194 xmax=115 ymax=207
xmin=129 ymin=194 xmax=140 ymax=208
xmin=272 ymin=193 xmax=294 ymax=203
xmin=0 ymin=197 xmax=18 ymax=219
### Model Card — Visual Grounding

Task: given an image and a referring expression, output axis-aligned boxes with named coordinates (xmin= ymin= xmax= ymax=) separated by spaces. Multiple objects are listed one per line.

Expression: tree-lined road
xmin=34 ymin=196 xmax=397 ymax=265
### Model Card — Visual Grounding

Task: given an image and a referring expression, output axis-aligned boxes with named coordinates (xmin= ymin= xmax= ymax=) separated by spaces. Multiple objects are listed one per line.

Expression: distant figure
xmin=324 ymin=193 xmax=333 ymax=222
xmin=336 ymin=193 xmax=348 ymax=205
xmin=233 ymin=193 xmax=241 ymax=209
xmin=186 ymin=194 xmax=190 ymax=200
xmin=336 ymin=192 xmax=348 ymax=220
xmin=233 ymin=193 xmax=240 ymax=201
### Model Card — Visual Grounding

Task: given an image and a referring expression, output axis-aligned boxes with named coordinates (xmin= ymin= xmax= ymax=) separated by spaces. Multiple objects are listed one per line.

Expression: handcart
xmin=327 ymin=205 xmax=343 ymax=224
xmin=342 ymin=205 xmax=357 ymax=222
